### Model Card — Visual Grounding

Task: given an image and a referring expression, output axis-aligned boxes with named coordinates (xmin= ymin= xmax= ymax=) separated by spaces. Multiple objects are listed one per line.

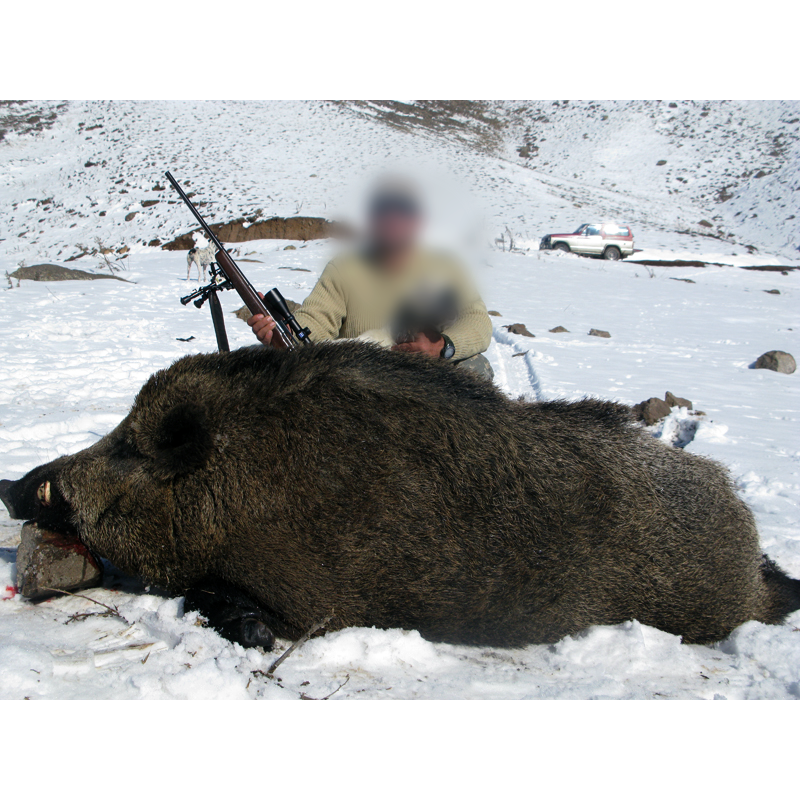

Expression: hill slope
xmin=1 ymin=100 xmax=798 ymax=264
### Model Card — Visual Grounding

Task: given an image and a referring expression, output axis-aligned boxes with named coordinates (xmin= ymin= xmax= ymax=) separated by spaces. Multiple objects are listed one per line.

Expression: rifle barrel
xmin=165 ymin=171 xmax=296 ymax=350
xmin=165 ymin=171 xmax=227 ymax=254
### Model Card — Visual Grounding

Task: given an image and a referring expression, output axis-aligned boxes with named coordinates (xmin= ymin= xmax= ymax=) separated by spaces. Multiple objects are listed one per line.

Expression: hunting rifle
xmin=166 ymin=171 xmax=311 ymax=353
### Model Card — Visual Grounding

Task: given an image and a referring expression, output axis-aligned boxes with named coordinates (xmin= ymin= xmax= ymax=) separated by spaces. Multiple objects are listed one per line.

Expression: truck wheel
xmin=604 ymin=246 xmax=621 ymax=261
xmin=554 ymin=243 xmax=570 ymax=253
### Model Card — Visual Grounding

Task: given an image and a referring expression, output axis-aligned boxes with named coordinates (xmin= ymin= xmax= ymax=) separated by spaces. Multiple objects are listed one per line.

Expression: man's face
xmin=368 ymin=194 xmax=421 ymax=255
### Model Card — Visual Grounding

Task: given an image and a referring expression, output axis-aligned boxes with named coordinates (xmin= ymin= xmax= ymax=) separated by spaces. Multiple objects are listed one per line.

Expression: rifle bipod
xmin=181 ymin=264 xmax=232 ymax=353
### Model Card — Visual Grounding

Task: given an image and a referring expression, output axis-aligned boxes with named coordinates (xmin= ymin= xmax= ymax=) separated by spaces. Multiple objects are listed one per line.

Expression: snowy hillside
xmin=1 ymin=100 xmax=798 ymax=264
xmin=0 ymin=100 xmax=798 ymax=700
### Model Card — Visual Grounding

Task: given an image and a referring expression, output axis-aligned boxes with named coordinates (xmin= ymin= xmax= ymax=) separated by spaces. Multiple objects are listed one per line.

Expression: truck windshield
xmin=573 ymin=224 xmax=588 ymax=234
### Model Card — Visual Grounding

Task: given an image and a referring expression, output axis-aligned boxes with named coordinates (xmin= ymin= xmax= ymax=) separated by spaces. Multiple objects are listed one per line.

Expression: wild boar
xmin=1 ymin=342 xmax=798 ymax=649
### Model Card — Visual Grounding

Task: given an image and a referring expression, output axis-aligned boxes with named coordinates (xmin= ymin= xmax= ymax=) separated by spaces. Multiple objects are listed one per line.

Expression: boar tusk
xmin=37 ymin=481 xmax=51 ymax=506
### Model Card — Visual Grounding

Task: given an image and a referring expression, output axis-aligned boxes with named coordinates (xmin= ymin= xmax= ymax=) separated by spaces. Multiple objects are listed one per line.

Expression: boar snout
xmin=0 ymin=470 xmax=75 ymax=536
xmin=0 ymin=479 xmax=17 ymax=518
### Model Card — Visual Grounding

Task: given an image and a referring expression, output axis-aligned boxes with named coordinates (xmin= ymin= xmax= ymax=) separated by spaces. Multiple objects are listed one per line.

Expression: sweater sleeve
xmin=443 ymin=264 xmax=493 ymax=360
xmin=292 ymin=260 xmax=348 ymax=343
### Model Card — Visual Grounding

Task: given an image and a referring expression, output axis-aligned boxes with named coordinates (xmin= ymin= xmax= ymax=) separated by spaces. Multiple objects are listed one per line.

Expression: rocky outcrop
xmin=10 ymin=264 xmax=129 ymax=282
xmin=162 ymin=216 xmax=353 ymax=250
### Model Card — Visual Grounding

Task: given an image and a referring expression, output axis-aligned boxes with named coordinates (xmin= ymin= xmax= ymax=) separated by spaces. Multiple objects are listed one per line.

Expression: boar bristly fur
xmin=3 ymin=342 xmax=799 ymax=647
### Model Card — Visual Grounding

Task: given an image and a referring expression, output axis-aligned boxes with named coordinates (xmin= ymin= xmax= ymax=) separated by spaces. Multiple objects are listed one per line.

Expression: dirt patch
xmin=629 ymin=259 xmax=710 ymax=269
xmin=630 ymin=259 xmax=797 ymax=271
xmin=161 ymin=216 xmax=352 ymax=250
xmin=741 ymin=265 xmax=798 ymax=272
xmin=10 ymin=264 xmax=131 ymax=283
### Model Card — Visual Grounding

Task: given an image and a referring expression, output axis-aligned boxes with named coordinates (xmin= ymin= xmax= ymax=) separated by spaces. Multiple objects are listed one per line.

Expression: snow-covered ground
xmin=0 ymin=101 xmax=798 ymax=699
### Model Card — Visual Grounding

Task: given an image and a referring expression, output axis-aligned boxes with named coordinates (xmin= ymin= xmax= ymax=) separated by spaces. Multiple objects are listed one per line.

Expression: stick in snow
xmin=300 ymin=674 xmax=350 ymax=701
xmin=41 ymin=587 xmax=126 ymax=621
xmin=266 ymin=614 xmax=332 ymax=677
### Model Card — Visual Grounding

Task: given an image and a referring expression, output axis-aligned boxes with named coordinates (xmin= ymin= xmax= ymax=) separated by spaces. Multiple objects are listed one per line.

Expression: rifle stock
xmin=213 ymin=249 xmax=294 ymax=349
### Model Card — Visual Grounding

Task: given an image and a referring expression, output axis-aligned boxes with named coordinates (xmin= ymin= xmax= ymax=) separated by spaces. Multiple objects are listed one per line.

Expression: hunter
xmin=247 ymin=181 xmax=494 ymax=379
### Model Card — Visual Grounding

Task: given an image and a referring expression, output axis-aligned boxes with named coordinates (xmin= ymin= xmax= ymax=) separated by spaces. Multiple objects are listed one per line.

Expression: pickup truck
xmin=540 ymin=223 xmax=634 ymax=260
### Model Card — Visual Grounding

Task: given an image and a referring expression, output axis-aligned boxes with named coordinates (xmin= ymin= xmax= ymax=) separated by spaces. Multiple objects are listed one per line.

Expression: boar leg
xmin=184 ymin=578 xmax=278 ymax=651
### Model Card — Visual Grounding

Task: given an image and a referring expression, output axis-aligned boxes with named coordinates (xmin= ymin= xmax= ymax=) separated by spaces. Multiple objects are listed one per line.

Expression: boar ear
xmin=149 ymin=402 xmax=215 ymax=478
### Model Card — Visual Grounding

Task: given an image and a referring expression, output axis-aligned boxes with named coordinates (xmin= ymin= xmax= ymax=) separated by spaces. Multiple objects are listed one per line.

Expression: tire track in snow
xmin=489 ymin=324 xmax=545 ymax=402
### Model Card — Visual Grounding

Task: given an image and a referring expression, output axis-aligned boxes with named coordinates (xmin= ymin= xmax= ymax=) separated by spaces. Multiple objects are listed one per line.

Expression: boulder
xmin=632 ymin=397 xmax=671 ymax=426
xmin=589 ymin=328 xmax=610 ymax=338
xmin=753 ymin=351 xmax=796 ymax=375
xmin=504 ymin=323 xmax=535 ymax=338
xmin=549 ymin=326 xmax=569 ymax=333
xmin=665 ymin=391 xmax=692 ymax=410
xmin=16 ymin=522 xmax=103 ymax=600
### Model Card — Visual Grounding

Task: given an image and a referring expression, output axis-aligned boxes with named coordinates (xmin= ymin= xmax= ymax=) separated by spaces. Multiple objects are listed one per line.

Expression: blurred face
xmin=368 ymin=194 xmax=422 ymax=257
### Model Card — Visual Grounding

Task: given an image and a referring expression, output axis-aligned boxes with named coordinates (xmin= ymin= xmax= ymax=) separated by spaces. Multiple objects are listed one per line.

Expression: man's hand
xmin=247 ymin=292 xmax=278 ymax=346
xmin=391 ymin=332 xmax=444 ymax=358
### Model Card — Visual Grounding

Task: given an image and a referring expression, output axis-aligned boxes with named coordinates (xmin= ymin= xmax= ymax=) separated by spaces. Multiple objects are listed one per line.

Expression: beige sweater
xmin=294 ymin=249 xmax=492 ymax=360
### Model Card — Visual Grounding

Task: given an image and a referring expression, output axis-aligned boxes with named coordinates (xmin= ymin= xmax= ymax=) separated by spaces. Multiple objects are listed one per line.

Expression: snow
xmin=0 ymin=101 xmax=799 ymax=699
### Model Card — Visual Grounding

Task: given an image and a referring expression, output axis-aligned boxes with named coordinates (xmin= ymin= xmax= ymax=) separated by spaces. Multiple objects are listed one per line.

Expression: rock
xmin=665 ymin=391 xmax=693 ymax=410
xmin=284 ymin=244 xmax=297 ymax=250
xmin=754 ymin=170 xmax=768 ymax=179
xmin=141 ymin=199 xmax=159 ymax=208
xmin=9 ymin=265 xmax=129 ymax=283
xmin=549 ymin=326 xmax=569 ymax=333
xmin=753 ymin=350 xmax=796 ymax=375
xmin=148 ymin=239 xmax=161 ymax=247
xmin=698 ymin=220 xmax=713 ymax=228
xmin=16 ymin=522 xmax=103 ymax=600
xmin=589 ymin=328 xmax=610 ymax=338
xmin=488 ymin=310 xmax=502 ymax=317
xmin=668 ymin=102 xmax=678 ymax=108
xmin=656 ymin=160 xmax=667 ymax=166
xmin=125 ymin=211 xmax=137 ymax=221
xmin=504 ymin=323 xmax=535 ymax=338
xmin=764 ymin=289 xmax=780 ymax=295
xmin=632 ymin=397 xmax=671 ymax=426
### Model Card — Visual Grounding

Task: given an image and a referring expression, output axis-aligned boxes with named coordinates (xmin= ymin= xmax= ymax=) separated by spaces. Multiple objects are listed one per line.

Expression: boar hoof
xmin=239 ymin=617 xmax=276 ymax=650
xmin=184 ymin=579 xmax=277 ymax=651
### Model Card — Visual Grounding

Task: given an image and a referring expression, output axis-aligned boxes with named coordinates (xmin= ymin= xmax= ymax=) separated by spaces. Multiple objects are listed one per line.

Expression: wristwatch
xmin=440 ymin=334 xmax=456 ymax=360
